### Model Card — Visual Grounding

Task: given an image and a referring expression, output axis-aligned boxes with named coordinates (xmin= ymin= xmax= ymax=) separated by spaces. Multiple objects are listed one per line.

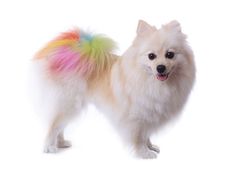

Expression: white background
xmin=0 ymin=0 xmax=236 ymax=176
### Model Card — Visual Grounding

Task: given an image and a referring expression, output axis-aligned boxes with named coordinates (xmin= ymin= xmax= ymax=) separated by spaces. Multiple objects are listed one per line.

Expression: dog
xmin=34 ymin=20 xmax=195 ymax=159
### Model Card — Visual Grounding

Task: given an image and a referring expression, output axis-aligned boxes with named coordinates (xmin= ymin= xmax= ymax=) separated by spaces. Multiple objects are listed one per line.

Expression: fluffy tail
xmin=35 ymin=29 xmax=116 ymax=78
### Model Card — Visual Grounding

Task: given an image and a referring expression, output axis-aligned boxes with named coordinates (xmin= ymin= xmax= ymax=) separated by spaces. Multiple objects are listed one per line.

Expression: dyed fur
xmin=35 ymin=29 xmax=115 ymax=78
xmin=35 ymin=20 xmax=195 ymax=159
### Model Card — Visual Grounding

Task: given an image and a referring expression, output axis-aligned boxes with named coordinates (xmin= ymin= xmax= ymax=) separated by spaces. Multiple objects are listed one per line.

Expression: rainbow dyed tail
xmin=35 ymin=29 xmax=116 ymax=78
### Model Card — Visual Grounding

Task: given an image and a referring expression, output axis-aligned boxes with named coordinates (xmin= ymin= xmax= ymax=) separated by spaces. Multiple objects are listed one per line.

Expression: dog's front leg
xmin=147 ymin=139 xmax=160 ymax=153
xmin=131 ymin=123 xmax=159 ymax=159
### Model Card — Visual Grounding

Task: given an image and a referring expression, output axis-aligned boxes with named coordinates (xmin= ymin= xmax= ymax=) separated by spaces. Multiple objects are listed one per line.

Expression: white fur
xmin=39 ymin=20 xmax=195 ymax=158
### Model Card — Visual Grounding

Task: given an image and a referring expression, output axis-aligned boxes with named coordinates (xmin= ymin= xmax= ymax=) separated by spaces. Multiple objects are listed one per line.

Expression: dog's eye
xmin=165 ymin=51 xmax=175 ymax=59
xmin=148 ymin=53 xmax=157 ymax=60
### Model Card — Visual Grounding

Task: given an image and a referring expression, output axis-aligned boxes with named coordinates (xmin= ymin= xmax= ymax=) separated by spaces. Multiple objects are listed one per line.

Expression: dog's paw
xmin=136 ymin=147 xmax=158 ymax=159
xmin=148 ymin=144 xmax=160 ymax=153
xmin=44 ymin=145 xmax=58 ymax=153
xmin=57 ymin=140 xmax=72 ymax=148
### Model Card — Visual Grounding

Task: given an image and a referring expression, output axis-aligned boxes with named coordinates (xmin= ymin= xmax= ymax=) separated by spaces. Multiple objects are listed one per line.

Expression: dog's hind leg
xmin=44 ymin=112 xmax=70 ymax=153
xmin=44 ymin=95 xmax=85 ymax=153
xmin=44 ymin=107 xmax=76 ymax=153
xmin=57 ymin=131 xmax=72 ymax=148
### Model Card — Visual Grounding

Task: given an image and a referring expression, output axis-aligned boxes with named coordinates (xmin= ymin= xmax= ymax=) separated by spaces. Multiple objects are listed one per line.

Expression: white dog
xmin=35 ymin=20 xmax=195 ymax=158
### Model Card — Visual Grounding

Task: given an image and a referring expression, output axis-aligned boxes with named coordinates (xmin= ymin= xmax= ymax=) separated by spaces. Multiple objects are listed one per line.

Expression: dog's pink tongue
xmin=157 ymin=75 xmax=168 ymax=81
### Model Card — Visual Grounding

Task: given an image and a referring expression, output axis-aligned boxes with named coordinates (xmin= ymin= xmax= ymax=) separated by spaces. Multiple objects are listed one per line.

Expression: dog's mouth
xmin=156 ymin=73 xmax=169 ymax=81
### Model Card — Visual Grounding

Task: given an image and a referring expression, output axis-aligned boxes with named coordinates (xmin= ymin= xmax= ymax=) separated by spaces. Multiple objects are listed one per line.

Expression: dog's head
xmin=133 ymin=20 xmax=194 ymax=82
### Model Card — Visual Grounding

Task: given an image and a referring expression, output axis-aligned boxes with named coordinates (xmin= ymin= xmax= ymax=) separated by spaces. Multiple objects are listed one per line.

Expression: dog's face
xmin=134 ymin=20 xmax=192 ymax=82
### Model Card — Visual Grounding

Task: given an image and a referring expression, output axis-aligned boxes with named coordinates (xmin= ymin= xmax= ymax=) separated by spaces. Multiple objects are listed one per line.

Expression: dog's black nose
xmin=156 ymin=65 xmax=166 ymax=74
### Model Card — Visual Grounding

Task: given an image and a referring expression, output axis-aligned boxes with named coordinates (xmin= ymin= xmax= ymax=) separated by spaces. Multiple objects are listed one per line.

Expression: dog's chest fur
xmin=110 ymin=64 xmax=187 ymax=124
xmin=127 ymin=78 xmax=184 ymax=122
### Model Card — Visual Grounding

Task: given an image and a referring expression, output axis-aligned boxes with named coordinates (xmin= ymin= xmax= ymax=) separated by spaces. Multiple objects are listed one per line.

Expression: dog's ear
xmin=164 ymin=20 xmax=182 ymax=32
xmin=137 ymin=20 xmax=155 ymax=36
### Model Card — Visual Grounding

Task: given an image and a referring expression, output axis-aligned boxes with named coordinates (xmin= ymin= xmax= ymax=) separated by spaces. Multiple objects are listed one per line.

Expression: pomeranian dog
xmin=34 ymin=20 xmax=195 ymax=159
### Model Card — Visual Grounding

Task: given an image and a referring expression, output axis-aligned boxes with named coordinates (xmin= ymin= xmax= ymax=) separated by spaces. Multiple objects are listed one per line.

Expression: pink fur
xmin=49 ymin=47 xmax=95 ymax=76
xmin=50 ymin=47 xmax=80 ymax=73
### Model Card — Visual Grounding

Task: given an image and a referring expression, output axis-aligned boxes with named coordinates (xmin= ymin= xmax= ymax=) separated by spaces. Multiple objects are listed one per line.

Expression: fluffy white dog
xmin=35 ymin=20 xmax=195 ymax=158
